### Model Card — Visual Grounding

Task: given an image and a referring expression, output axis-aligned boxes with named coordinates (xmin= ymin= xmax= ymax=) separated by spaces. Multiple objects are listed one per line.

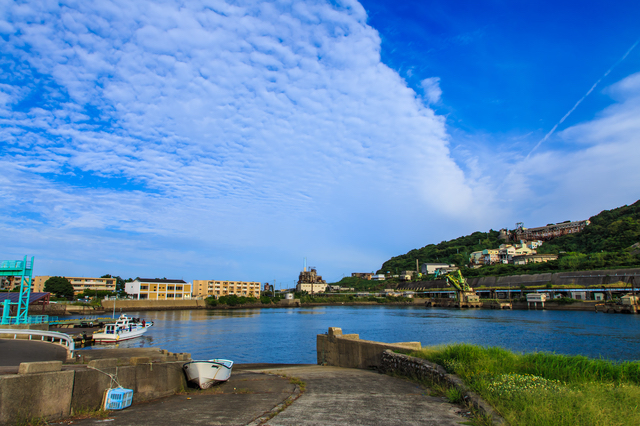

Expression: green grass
xmin=410 ymin=344 xmax=640 ymax=426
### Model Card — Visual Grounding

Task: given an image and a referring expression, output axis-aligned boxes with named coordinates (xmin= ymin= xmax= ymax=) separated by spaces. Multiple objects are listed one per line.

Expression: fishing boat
xmin=92 ymin=314 xmax=153 ymax=343
xmin=183 ymin=359 xmax=234 ymax=389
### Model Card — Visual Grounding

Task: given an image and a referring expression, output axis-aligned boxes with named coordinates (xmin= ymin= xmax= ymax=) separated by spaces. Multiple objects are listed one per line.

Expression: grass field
xmin=410 ymin=344 xmax=640 ymax=426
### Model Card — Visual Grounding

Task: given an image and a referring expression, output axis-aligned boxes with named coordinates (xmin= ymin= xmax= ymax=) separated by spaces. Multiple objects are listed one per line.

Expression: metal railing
xmin=0 ymin=315 xmax=50 ymax=325
xmin=0 ymin=329 xmax=75 ymax=355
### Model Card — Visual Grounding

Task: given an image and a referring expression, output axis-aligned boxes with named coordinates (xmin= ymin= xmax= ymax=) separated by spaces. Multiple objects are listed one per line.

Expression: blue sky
xmin=1 ymin=0 xmax=639 ymax=287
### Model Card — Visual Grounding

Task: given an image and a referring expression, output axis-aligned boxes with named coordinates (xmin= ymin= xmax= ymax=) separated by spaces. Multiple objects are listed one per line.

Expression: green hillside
xmin=377 ymin=230 xmax=503 ymax=274
xmin=538 ymin=200 xmax=640 ymax=254
xmin=377 ymin=199 xmax=640 ymax=277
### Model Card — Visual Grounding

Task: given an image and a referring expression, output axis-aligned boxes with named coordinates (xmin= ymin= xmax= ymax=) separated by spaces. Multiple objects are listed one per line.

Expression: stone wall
xmin=316 ymin=327 xmax=421 ymax=369
xmin=379 ymin=350 xmax=504 ymax=425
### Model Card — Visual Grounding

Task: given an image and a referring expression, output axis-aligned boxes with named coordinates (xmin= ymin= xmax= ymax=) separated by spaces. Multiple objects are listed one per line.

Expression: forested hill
xmin=377 ymin=230 xmax=503 ymax=274
xmin=538 ymin=199 xmax=640 ymax=254
xmin=377 ymin=199 xmax=640 ymax=274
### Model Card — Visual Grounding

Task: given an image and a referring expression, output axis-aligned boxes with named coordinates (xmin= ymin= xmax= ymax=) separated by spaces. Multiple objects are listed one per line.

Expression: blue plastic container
xmin=104 ymin=388 xmax=133 ymax=410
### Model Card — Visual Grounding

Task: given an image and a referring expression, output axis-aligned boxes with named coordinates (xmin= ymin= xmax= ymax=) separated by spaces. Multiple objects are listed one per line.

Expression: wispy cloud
xmin=527 ymin=39 xmax=639 ymax=158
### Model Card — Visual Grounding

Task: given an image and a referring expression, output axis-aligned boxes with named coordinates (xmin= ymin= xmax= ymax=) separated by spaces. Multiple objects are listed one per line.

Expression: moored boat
xmin=92 ymin=314 xmax=153 ymax=343
xmin=183 ymin=359 xmax=234 ymax=389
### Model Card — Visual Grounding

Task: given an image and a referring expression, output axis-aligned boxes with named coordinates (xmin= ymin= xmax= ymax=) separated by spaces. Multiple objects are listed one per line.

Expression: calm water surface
xmin=81 ymin=306 xmax=640 ymax=363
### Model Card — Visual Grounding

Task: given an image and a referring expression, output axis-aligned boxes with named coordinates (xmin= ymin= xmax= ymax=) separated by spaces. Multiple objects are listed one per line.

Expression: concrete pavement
xmin=0 ymin=339 xmax=68 ymax=367
xmin=56 ymin=365 xmax=469 ymax=426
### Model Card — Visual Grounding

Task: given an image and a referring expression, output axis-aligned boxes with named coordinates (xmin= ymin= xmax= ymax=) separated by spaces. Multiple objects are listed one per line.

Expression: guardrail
xmin=0 ymin=329 xmax=75 ymax=356
xmin=0 ymin=315 xmax=50 ymax=325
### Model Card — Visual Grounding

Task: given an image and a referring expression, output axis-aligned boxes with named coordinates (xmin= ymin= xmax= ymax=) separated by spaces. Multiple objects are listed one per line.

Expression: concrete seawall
xmin=101 ymin=299 xmax=206 ymax=311
xmin=0 ymin=349 xmax=191 ymax=424
xmin=316 ymin=327 xmax=421 ymax=369
xmin=468 ymin=267 xmax=640 ymax=288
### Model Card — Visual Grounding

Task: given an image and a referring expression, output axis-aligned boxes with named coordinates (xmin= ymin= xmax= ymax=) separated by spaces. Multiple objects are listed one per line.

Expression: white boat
xmin=183 ymin=359 xmax=234 ymax=389
xmin=92 ymin=314 xmax=153 ymax=343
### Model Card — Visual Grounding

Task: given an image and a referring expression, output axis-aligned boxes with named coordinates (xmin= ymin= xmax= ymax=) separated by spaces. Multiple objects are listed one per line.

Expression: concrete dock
xmin=54 ymin=365 xmax=468 ymax=426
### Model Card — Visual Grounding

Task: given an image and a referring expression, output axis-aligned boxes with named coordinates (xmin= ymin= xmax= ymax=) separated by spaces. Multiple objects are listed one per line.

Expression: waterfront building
xmin=296 ymin=266 xmax=327 ymax=294
xmin=125 ymin=278 xmax=192 ymax=300
xmin=31 ymin=276 xmax=116 ymax=295
xmin=192 ymin=280 xmax=261 ymax=299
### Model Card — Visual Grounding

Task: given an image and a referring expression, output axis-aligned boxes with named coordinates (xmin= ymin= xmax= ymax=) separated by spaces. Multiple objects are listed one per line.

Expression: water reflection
xmin=80 ymin=306 xmax=640 ymax=363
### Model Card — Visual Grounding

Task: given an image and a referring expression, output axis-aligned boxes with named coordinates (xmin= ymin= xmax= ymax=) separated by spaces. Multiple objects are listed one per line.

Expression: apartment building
xmin=31 ymin=276 xmax=116 ymax=294
xmin=192 ymin=280 xmax=261 ymax=299
xmin=125 ymin=278 xmax=192 ymax=300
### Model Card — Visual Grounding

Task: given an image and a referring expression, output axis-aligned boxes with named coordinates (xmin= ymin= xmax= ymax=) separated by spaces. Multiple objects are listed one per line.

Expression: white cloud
xmin=0 ymin=0 xmax=479 ymax=281
xmin=496 ymin=72 xmax=640 ymax=224
xmin=421 ymin=77 xmax=442 ymax=104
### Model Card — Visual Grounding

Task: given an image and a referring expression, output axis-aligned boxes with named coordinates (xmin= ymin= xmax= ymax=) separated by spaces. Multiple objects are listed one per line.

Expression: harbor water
xmin=79 ymin=306 xmax=640 ymax=363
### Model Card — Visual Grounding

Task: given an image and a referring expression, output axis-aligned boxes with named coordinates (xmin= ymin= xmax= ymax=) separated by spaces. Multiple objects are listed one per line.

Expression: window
xmin=167 ymin=286 xmax=175 ymax=291
xmin=176 ymin=286 xmax=182 ymax=291
xmin=141 ymin=285 xmax=149 ymax=290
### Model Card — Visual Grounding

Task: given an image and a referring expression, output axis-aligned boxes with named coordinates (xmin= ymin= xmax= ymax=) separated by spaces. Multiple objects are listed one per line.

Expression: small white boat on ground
xmin=183 ymin=359 xmax=234 ymax=389
xmin=92 ymin=314 xmax=153 ymax=343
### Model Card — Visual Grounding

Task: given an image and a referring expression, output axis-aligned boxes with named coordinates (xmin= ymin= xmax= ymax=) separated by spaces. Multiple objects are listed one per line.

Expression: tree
xmin=44 ymin=276 xmax=75 ymax=299
xmin=101 ymin=274 xmax=127 ymax=295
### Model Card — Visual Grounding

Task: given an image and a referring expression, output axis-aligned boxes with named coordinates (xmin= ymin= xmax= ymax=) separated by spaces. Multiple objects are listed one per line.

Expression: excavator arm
xmin=442 ymin=270 xmax=472 ymax=292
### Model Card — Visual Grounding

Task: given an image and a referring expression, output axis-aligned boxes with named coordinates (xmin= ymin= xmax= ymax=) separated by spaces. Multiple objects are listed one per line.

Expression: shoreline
xmin=83 ymin=299 xmax=623 ymax=314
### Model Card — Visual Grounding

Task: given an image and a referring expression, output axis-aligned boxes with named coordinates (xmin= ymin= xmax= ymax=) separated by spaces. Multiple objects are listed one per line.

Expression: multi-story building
xmin=125 ymin=278 xmax=192 ymax=300
xmin=482 ymin=249 xmax=500 ymax=265
xmin=31 ymin=276 xmax=116 ymax=295
xmin=192 ymin=280 xmax=261 ymax=299
xmin=515 ymin=220 xmax=590 ymax=242
xmin=296 ymin=267 xmax=327 ymax=294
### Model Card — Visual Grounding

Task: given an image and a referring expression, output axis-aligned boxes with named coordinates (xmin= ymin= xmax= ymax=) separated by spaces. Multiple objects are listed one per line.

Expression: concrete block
xmin=0 ymin=370 xmax=74 ymax=424
xmin=129 ymin=356 xmax=151 ymax=365
xmin=87 ymin=358 xmax=118 ymax=369
xmin=328 ymin=327 xmax=342 ymax=336
xmin=18 ymin=361 xmax=63 ymax=374
xmin=341 ymin=333 xmax=360 ymax=340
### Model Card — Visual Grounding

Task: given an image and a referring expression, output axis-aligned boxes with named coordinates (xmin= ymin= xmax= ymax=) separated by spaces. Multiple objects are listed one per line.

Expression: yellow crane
xmin=438 ymin=270 xmax=481 ymax=308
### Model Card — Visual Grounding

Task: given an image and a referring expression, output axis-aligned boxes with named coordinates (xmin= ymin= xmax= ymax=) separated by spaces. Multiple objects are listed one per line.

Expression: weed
xmin=445 ymin=387 xmax=464 ymax=403
xmin=288 ymin=376 xmax=307 ymax=392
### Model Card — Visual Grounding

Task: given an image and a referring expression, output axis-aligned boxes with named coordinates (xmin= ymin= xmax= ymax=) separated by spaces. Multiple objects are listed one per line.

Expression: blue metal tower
xmin=0 ymin=256 xmax=34 ymax=325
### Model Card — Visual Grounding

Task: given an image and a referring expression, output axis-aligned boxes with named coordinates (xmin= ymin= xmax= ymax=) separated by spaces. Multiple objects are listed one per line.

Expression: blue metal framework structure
xmin=0 ymin=256 xmax=35 ymax=325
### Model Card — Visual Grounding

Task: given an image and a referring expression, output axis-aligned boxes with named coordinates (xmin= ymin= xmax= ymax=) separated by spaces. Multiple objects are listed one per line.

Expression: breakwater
xmin=0 ymin=348 xmax=190 ymax=424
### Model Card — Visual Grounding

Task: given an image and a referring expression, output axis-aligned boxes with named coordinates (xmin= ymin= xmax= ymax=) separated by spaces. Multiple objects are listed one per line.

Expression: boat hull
xmin=92 ymin=315 xmax=153 ymax=343
xmin=92 ymin=326 xmax=150 ymax=343
xmin=183 ymin=359 xmax=234 ymax=389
